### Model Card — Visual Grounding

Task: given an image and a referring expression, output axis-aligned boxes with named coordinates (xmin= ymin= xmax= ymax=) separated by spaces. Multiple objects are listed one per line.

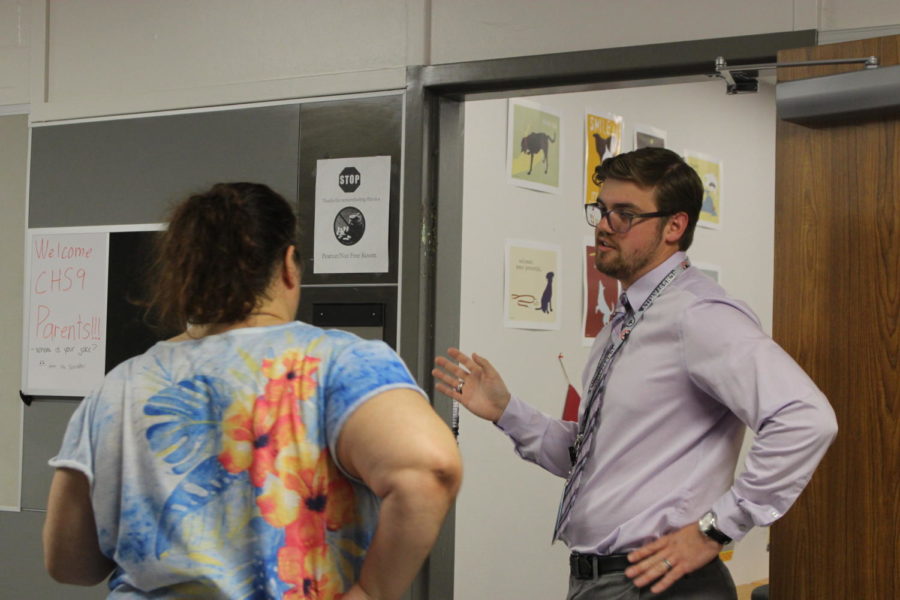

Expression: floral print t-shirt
xmin=50 ymin=322 xmax=426 ymax=599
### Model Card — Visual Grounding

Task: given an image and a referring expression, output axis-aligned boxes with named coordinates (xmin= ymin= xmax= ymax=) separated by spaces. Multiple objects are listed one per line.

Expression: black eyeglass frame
xmin=584 ymin=202 xmax=676 ymax=233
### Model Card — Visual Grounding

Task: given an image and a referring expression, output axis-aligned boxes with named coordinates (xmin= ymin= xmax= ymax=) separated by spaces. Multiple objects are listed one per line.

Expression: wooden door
xmin=771 ymin=34 xmax=900 ymax=599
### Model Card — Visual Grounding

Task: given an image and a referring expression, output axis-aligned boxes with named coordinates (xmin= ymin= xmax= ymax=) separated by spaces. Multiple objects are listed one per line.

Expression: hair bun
xmin=145 ymin=183 xmax=299 ymax=331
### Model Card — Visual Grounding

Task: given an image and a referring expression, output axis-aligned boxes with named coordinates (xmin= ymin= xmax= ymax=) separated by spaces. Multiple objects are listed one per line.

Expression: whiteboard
xmin=22 ymin=229 xmax=109 ymax=396
xmin=22 ymin=224 xmax=165 ymax=397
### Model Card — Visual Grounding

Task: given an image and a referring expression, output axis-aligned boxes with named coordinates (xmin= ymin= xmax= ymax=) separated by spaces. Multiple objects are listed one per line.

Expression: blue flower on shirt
xmin=144 ymin=375 xmax=232 ymax=474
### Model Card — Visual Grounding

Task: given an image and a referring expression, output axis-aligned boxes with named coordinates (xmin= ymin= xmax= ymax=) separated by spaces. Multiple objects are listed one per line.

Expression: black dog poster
xmin=504 ymin=239 xmax=561 ymax=330
xmin=507 ymin=99 xmax=561 ymax=194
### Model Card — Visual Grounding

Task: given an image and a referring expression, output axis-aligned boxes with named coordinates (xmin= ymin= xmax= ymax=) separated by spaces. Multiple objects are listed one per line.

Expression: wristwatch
xmin=698 ymin=510 xmax=732 ymax=545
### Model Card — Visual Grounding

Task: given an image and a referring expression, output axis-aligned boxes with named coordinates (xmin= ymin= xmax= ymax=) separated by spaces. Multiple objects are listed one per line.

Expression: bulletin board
xmin=23 ymin=95 xmax=402 ymax=399
xmin=23 ymin=103 xmax=301 ymax=398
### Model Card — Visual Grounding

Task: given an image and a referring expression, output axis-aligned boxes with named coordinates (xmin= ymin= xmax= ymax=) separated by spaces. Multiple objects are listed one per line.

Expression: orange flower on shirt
xmin=218 ymin=393 xmax=256 ymax=474
xmin=218 ymin=349 xmax=321 ymax=484
xmin=278 ymin=544 xmax=344 ymax=600
xmin=217 ymin=347 xmax=360 ymax=598
xmin=262 ymin=349 xmax=321 ymax=407
xmin=269 ymin=448 xmax=359 ymax=597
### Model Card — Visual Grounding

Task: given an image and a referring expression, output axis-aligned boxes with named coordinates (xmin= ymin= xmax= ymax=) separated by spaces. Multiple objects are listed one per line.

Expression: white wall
xmin=820 ymin=0 xmax=900 ymax=31
xmin=456 ymin=79 xmax=775 ymax=598
xmin=33 ymin=0 xmax=416 ymax=119
xmin=3 ymin=0 xmax=900 ymax=117
xmin=0 ymin=0 xmax=30 ymax=106
xmin=431 ymin=0 xmax=900 ymax=64
xmin=430 ymin=0 xmax=811 ymax=64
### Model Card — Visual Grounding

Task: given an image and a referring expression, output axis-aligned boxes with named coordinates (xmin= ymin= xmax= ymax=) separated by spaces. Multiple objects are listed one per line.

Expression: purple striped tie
xmin=553 ymin=293 xmax=631 ymax=541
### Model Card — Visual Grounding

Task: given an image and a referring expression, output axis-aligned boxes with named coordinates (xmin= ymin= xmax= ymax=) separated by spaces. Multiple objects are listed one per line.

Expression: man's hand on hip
xmin=624 ymin=522 xmax=723 ymax=594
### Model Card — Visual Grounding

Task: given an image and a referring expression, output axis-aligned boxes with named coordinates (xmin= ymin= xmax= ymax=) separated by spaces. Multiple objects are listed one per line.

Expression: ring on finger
xmin=455 ymin=380 xmax=465 ymax=394
xmin=662 ymin=558 xmax=673 ymax=571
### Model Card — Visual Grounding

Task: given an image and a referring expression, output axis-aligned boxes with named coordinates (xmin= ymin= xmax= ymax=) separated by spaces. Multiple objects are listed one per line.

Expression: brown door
xmin=772 ymin=35 xmax=899 ymax=599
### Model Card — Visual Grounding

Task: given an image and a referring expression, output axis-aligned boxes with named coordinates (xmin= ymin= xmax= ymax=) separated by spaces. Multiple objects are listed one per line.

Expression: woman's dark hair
xmin=146 ymin=182 xmax=299 ymax=331
xmin=593 ymin=147 xmax=703 ymax=250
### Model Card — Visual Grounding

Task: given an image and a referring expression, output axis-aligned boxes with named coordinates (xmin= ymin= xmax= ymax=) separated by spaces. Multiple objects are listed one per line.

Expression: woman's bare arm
xmin=43 ymin=467 xmax=115 ymax=585
xmin=338 ymin=389 xmax=462 ymax=600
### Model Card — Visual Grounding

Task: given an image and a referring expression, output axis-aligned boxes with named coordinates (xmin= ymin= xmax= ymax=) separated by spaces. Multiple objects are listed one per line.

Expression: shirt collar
xmin=622 ymin=251 xmax=687 ymax=312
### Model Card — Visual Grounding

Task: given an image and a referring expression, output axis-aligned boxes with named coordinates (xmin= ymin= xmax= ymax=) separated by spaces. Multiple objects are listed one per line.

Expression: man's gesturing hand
xmin=433 ymin=348 xmax=511 ymax=423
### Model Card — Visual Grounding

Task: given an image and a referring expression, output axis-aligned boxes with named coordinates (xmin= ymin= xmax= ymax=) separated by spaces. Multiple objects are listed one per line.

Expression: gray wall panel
xmin=296 ymin=94 xmax=402 ymax=285
xmin=21 ymin=400 xmax=80 ymax=511
xmin=0 ymin=510 xmax=106 ymax=599
xmin=29 ymin=105 xmax=301 ymax=227
xmin=0 ymin=113 xmax=28 ymax=509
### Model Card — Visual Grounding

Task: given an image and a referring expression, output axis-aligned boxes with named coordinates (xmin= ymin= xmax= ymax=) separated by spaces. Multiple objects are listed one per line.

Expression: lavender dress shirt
xmin=496 ymin=251 xmax=837 ymax=554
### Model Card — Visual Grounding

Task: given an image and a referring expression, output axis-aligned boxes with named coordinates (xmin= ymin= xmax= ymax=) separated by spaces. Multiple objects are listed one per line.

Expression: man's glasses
xmin=584 ymin=202 xmax=675 ymax=233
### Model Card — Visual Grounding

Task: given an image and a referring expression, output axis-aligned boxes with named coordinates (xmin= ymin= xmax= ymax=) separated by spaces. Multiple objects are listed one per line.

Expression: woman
xmin=43 ymin=182 xmax=462 ymax=599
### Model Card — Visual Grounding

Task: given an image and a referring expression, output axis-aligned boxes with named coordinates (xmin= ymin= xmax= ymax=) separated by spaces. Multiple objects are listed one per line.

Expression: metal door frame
xmin=399 ymin=29 xmax=817 ymax=600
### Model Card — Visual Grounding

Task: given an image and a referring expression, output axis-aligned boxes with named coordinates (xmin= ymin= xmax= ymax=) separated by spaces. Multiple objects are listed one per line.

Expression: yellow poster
xmin=685 ymin=150 xmax=723 ymax=229
xmin=504 ymin=240 xmax=562 ymax=330
xmin=585 ymin=112 xmax=624 ymax=205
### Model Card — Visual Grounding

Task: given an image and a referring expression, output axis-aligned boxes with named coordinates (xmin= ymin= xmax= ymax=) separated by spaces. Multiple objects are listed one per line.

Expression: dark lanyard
xmin=570 ymin=259 xmax=690 ymax=463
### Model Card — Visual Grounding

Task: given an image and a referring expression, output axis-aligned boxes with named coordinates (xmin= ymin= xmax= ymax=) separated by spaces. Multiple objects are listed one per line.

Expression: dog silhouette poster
xmin=582 ymin=236 xmax=621 ymax=345
xmin=684 ymin=150 xmax=723 ymax=229
xmin=504 ymin=239 xmax=561 ymax=330
xmin=507 ymin=99 xmax=561 ymax=193
xmin=584 ymin=112 xmax=623 ymax=205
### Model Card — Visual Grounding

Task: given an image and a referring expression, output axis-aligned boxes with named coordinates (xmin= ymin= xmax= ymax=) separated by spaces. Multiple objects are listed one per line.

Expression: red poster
xmin=583 ymin=242 xmax=620 ymax=342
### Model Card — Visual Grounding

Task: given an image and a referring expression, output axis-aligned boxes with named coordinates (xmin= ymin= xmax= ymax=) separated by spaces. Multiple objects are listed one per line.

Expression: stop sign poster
xmin=313 ymin=156 xmax=391 ymax=274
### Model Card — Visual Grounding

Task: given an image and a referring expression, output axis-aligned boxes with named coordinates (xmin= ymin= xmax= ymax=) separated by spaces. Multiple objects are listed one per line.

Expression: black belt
xmin=569 ymin=552 xmax=631 ymax=580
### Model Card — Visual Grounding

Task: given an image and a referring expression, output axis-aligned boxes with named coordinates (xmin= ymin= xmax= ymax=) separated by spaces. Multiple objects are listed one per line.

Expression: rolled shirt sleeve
xmin=681 ymin=298 xmax=838 ymax=540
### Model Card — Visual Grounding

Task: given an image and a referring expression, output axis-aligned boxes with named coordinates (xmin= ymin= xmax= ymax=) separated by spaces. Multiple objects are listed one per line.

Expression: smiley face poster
xmin=585 ymin=111 xmax=624 ymax=206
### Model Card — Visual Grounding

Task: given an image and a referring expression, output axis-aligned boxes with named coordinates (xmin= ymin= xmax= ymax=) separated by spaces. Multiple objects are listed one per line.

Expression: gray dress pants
xmin=567 ymin=558 xmax=738 ymax=600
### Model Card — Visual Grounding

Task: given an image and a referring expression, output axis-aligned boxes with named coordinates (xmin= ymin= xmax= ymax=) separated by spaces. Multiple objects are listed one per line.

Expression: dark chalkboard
xmin=106 ymin=230 xmax=161 ymax=373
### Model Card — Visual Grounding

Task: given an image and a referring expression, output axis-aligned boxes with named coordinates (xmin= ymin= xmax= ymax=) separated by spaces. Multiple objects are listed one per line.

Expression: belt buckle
xmin=570 ymin=553 xmax=594 ymax=580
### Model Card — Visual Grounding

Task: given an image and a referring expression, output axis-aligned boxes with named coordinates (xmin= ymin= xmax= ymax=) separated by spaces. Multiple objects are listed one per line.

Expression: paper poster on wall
xmin=507 ymin=99 xmax=561 ymax=193
xmin=585 ymin=111 xmax=624 ymax=205
xmin=583 ymin=235 xmax=621 ymax=345
xmin=694 ymin=262 xmax=722 ymax=284
xmin=634 ymin=123 xmax=667 ymax=150
xmin=314 ymin=155 xmax=391 ymax=273
xmin=23 ymin=230 xmax=108 ymax=396
xmin=684 ymin=150 xmax=723 ymax=229
xmin=504 ymin=240 xmax=561 ymax=330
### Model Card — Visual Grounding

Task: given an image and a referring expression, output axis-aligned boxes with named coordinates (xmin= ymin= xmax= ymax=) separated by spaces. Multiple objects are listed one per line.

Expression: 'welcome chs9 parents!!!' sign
xmin=23 ymin=230 xmax=108 ymax=397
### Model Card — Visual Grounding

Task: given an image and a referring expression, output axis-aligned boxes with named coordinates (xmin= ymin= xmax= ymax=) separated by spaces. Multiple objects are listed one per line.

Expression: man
xmin=433 ymin=148 xmax=837 ymax=599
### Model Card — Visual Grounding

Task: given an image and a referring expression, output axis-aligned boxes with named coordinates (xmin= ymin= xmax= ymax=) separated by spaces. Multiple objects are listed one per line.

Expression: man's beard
xmin=594 ymin=226 xmax=665 ymax=283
